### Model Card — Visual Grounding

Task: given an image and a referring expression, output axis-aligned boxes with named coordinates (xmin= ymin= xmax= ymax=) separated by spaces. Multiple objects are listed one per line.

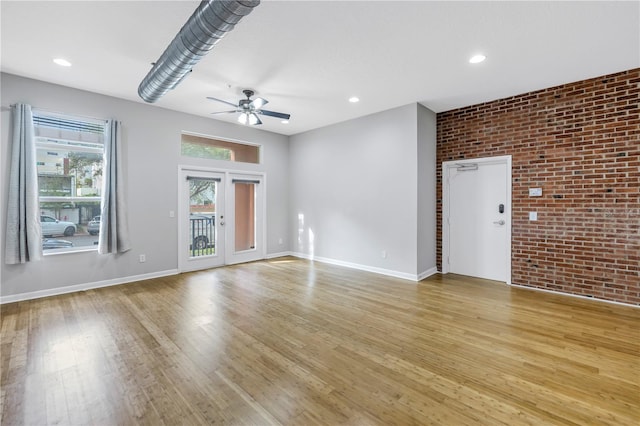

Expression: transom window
xmin=181 ymin=133 xmax=260 ymax=164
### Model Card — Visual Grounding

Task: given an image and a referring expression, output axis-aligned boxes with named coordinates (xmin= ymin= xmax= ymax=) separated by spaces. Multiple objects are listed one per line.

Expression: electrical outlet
xmin=139 ymin=254 xmax=146 ymax=263
xmin=169 ymin=210 xmax=175 ymax=218
xmin=381 ymin=250 xmax=387 ymax=259
xmin=278 ymin=237 xmax=283 ymax=245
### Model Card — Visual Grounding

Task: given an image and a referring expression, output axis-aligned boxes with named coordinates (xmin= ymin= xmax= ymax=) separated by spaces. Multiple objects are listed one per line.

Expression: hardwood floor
xmin=1 ymin=257 xmax=638 ymax=425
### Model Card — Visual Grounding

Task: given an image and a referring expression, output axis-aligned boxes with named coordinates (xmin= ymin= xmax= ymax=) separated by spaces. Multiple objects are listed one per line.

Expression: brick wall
xmin=436 ymin=69 xmax=639 ymax=305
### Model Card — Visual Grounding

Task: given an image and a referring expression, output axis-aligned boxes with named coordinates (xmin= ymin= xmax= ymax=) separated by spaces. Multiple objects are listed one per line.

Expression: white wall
xmin=1 ymin=73 xmax=289 ymax=298
xmin=289 ymin=103 xmax=437 ymax=278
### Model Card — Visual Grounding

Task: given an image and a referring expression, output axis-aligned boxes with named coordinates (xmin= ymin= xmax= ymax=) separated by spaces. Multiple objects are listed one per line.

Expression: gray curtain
xmin=98 ymin=119 xmax=131 ymax=254
xmin=5 ymin=103 xmax=42 ymax=264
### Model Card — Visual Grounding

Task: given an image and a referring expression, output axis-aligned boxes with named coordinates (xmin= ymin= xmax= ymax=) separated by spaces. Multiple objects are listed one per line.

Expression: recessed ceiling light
xmin=281 ymin=120 xmax=289 ymax=124
xmin=469 ymin=54 xmax=486 ymax=64
xmin=348 ymin=96 xmax=360 ymax=103
xmin=53 ymin=58 xmax=72 ymax=67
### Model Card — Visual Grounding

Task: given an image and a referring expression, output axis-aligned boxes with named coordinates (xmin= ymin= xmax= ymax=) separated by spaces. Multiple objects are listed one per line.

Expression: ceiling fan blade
xmin=249 ymin=113 xmax=262 ymax=125
xmin=206 ymin=96 xmax=239 ymax=108
xmin=210 ymin=110 xmax=239 ymax=115
xmin=250 ymin=97 xmax=268 ymax=109
xmin=257 ymin=109 xmax=291 ymax=120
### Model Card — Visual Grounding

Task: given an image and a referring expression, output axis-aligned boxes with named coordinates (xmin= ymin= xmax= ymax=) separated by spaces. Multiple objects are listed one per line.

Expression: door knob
xmin=493 ymin=220 xmax=505 ymax=225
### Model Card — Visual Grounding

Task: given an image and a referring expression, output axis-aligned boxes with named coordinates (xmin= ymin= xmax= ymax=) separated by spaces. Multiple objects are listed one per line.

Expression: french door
xmin=178 ymin=168 xmax=264 ymax=272
xmin=442 ymin=156 xmax=511 ymax=283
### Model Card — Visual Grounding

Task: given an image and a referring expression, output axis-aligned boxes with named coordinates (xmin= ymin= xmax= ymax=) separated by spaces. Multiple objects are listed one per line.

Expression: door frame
xmin=442 ymin=155 xmax=512 ymax=284
xmin=177 ymin=165 xmax=267 ymax=273
xmin=177 ymin=168 xmax=226 ymax=273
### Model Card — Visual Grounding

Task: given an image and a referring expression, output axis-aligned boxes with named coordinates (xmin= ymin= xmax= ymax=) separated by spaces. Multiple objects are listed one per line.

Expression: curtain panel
xmin=5 ymin=103 xmax=42 ymax=264
xmin=98 ymin=119 xmax=131 ymax=254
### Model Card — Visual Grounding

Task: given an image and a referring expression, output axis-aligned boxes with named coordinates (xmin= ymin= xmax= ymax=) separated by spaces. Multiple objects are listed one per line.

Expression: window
xmin=34 ymin=112 xmax=106 ymax=253
xmin=181 ymin=133 xmax=260 ymax=164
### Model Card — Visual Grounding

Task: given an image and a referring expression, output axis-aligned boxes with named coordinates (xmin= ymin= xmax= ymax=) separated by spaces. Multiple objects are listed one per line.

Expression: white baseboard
xmin=7 ymin=260 xmax=633 ymax=308
xmin=509 ymin=282 xmax=639 ymax=308
xmin=265 ymin=251 xmax=293 ymax=260
xmin=290 ymin=252 xmax=433 ymax=282
xmin=1 ymin=269 xmax=179 ymax=304
xmin=417 ymin=267 xmax=439 ymax=281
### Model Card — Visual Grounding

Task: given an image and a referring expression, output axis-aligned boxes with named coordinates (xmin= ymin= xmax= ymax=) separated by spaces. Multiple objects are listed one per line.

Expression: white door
xmin=179 ymin=170 xmax=226 ymax=272
xmin=178 ymin=169 xmax=265 ymax=272
xmin=226 ymin=174 xmax=265 ymax=265
xmin=443 ymin=156 xmax=511 ymax=283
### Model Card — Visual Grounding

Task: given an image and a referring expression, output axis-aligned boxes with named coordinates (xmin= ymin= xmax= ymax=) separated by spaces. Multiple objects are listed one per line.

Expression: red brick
xmin=437 ymin=68 xmax=640 ymax=305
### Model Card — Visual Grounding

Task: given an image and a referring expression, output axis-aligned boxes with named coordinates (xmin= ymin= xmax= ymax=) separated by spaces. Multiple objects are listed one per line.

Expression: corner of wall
xmin=416 ymin=104 xmax=437 ymax=273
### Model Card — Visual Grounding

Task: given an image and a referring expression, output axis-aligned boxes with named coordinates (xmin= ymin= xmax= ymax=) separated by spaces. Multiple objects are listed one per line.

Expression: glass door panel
xmin=234 ymin=182 xmax=255 ymax=252
xmin=189 ymin=178 xmax=217 ymax=258
xmin=227 ymin=175 xmax=263 ymax=265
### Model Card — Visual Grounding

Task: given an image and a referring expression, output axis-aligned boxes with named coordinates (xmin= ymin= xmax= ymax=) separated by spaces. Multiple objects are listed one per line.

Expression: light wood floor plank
xmin=1 ymin=257 xmax=639 ymax=425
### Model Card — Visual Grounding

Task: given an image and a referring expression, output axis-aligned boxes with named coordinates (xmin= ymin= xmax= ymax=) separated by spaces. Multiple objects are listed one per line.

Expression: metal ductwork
xmin=138 ymin=0 xmax=260 ymax=103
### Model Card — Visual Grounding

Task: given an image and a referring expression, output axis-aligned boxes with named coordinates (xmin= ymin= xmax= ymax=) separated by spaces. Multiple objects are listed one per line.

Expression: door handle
xmin=493 ymin=220 xmax=505 ymax=225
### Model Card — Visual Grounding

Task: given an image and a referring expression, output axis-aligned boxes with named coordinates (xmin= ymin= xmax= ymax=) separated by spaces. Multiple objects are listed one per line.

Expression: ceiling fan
xmin=207 ymin=89 xmax=291 ymax=125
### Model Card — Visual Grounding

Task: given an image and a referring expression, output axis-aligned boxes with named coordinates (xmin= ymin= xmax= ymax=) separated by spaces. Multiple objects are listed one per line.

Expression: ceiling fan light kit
xmin=138 ymin=0 xmax=261 ymax=103
xmin=237 ymin=112 xmax=261 ymax=125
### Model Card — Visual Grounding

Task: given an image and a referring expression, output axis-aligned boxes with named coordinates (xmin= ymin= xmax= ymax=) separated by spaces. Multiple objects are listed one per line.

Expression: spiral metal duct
xmin=138 ymin=0 xmax=260 ymax=103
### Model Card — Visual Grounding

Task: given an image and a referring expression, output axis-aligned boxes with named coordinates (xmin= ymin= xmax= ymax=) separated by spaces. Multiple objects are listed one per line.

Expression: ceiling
xmin=2 ymin=1 xmax=638 ymax=136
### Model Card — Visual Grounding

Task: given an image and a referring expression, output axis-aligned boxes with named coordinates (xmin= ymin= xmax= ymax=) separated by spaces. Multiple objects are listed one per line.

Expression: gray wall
xmin=417 ymin=104 xmax=437 ymax=274
xmin=1 ymin=73 xmax=289 ymax=298
xmin=1 ymin=73 xmax=438 ymax=299
xmin=289 ymin=104 xmax=437 ymax=277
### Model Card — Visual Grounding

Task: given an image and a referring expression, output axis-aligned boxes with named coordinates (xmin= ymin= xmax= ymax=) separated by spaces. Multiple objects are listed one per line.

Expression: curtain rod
xmin=3 ymin=103 xmax=109 ymax=124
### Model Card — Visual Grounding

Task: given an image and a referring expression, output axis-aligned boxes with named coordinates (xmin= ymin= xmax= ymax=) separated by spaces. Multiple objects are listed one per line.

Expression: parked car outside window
xmin=87 ymin=215 xmax=101 ymax=235
xmin=40 ymin=215 xmax=76 ymax=237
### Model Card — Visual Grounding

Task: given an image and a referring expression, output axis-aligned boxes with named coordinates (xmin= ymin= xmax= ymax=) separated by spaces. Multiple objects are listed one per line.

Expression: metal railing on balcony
xmin=189 ymin=216 xmax=216 ymax=257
